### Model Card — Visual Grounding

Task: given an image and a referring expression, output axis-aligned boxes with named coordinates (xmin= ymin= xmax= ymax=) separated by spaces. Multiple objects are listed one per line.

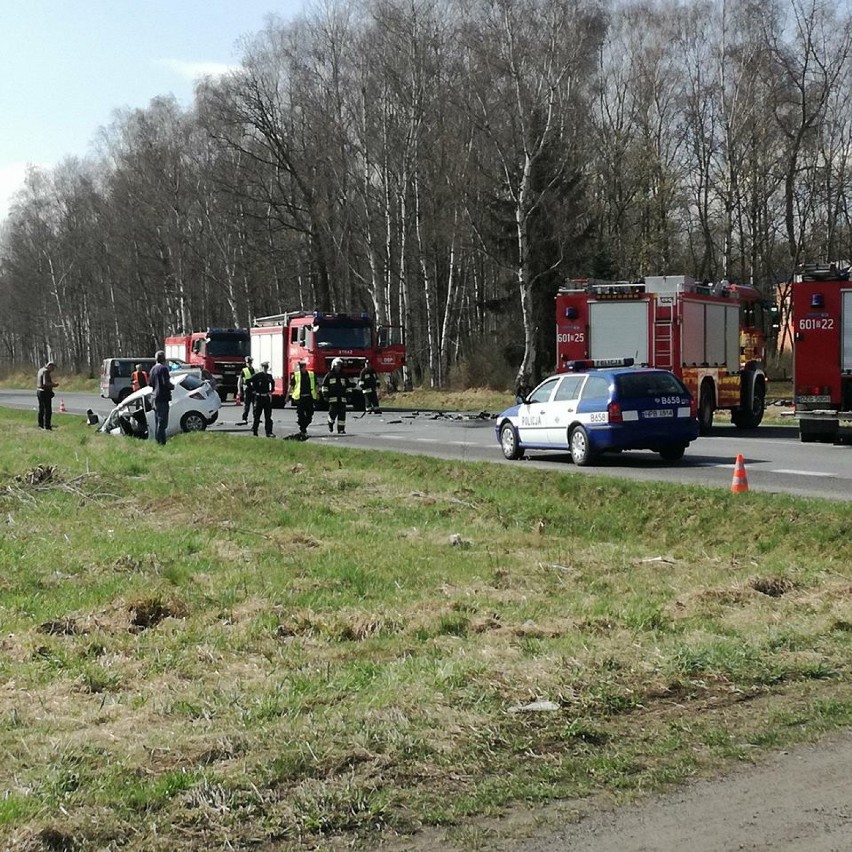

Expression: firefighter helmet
xmin=332 ymin=358 xmax=343 ymax=369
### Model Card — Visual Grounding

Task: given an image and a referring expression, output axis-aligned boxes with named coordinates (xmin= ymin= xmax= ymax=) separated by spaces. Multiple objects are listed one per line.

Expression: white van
xmin=100 ymin=357 xmax=215 ymax=403
xmin=100 ymin=358 xmax=156 ymax=403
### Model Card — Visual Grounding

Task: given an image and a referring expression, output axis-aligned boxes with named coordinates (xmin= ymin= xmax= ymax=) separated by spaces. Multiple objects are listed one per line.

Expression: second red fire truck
xmin=555 ymin=275 xmax=778 ymax=434
xmin=790 ymin=263 xmax=852 ymax=443
xmin=249 ymin=311 xmax=405 ymax=407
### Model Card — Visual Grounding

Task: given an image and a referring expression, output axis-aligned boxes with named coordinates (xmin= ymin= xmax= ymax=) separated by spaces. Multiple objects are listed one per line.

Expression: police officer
xmin=358 ymin=360 xmax=381 ymax=414
xmin=237 ymin=355 xmax=256 ymax=425
xmin=322 ymin=357 xmax=348 ymax=434
xmin=246 ymin=361 xmax=275 ymax=437
xmin=289 ymin=359 xmax=317 ymax=438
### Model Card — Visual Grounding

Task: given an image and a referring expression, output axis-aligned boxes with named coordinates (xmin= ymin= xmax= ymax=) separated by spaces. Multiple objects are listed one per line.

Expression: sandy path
xmin=517 ymin=731 xmax=852 ymax=851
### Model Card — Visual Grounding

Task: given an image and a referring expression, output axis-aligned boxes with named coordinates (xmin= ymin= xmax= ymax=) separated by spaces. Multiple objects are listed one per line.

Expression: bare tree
xmin=460 ymin=0 xmax=603 ymax=390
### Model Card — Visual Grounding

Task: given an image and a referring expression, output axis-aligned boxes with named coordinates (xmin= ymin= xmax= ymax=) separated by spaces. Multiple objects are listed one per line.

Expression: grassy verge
xmin=0 ymin=370 xmax=99 ymax=394
xmin=0 ymin=408 xmax=848 ymax=850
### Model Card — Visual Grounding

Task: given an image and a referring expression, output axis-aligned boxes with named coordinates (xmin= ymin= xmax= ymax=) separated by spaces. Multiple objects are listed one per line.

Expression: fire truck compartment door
xmin=682 ymin=301 xmax=739 ymax=367
xmin=843 ymin=290 xmax=852 ymax=372
xmin=589 ymin=302 xmax=649 ymax=363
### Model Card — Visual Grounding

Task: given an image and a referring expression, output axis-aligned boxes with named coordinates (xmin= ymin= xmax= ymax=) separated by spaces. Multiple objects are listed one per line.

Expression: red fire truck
xmin=790 ymin=264 xmax=852 ymax=443
xmin=164 ymin=328 xmax=251 ymax=400
xmin=555 ymin=275 xmax=777 ymax=434
xmin=249 ymin=311 xmax=406 ymax=407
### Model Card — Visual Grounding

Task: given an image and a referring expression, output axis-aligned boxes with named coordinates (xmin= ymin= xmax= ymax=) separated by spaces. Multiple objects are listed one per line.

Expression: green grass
xmin=0 ymin=406 xmax=848 ymax=849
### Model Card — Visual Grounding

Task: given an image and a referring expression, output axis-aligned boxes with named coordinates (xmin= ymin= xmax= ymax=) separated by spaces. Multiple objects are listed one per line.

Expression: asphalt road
xmin=3 ymin=389 xmax=852 ymax=500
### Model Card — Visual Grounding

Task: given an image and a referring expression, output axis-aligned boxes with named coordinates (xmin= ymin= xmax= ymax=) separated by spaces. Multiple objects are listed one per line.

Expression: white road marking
xmin=772 ymin=469 xmax=837 ymax=478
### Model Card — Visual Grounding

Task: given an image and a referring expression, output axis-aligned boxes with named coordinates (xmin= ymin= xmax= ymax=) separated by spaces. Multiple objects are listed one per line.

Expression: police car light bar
xmin=567 ymin=357 xmax=635 ymax=371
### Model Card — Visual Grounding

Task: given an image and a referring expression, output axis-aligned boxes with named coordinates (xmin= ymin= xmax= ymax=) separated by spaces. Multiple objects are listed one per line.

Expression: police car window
xmin=580 ymin=375 xmax=611 ymax=402
xmin=554 ymin=376 xmax=584 ymax=401
xmin=617 ymin=372 xmax=685 ymax=397
xmin=528 ymin=378 xmax=559 ymax=404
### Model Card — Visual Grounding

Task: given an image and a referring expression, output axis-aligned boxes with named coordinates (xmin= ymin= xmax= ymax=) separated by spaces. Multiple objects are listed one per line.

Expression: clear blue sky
xmin=0 ymin=0 xmax=304 ymax=220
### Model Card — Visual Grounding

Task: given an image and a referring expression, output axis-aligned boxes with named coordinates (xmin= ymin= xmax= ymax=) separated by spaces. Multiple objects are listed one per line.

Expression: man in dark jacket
xmin=247 ymin=361 xmax=275 ymax=437
xmin=322 ymin=357 xmax=348 ymax=434
xmin=149 ymin=350 xmax=172 ymax=445
xmin=36 ymin=360 xmax=58 ymax=430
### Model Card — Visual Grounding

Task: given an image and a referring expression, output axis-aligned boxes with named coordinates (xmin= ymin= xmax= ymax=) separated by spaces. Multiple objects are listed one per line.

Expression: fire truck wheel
xmin=698 ymin=385 xmax=715 ymax=435
xmin=180 ymin=411 xmax=208 ymax=433
xmin=569 ymin=426 xmax=594 ymax=466
xmin=731 ymin=383 xmax=765 ymax=429
xmin=658 ymin=444 xmax=686 ymax=462
xmin=499 ymin=422 xmax=523 ymax=460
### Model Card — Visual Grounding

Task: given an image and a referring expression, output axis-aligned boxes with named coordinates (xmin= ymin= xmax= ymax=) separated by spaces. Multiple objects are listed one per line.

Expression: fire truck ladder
xmin=654 ymin=298 xmax=675 ymax=370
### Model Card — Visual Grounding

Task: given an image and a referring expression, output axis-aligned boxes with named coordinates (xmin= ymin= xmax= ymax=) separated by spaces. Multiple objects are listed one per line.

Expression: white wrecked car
xmin=99 ymin=372 xmax=220 ymax=439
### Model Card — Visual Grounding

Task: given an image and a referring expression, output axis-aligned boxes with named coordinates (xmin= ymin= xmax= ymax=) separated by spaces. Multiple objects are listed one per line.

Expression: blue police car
xmin=496 ymin=359 xmax=700 ymax=465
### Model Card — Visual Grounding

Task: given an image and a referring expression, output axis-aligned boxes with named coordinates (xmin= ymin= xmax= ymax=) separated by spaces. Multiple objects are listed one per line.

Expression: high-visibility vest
xmin=291 ymin=369 xmax=316 ymax=400
xmin=239 ymin=365 xmax=254 ymax=393
xmin=131 ymin=370 xmax=148 ymax=392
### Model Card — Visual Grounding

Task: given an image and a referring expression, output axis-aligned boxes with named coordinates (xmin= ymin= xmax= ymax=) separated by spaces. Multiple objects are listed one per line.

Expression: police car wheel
xmin=658 ymin=444 xmax=686 ymax=462
xmin=180 ymin=411 xmax=208 ymax=432
xmin=569 ymin=426 xmax=594 ymax=466
xmin=500 ymin=423 xmax=523 ymax=460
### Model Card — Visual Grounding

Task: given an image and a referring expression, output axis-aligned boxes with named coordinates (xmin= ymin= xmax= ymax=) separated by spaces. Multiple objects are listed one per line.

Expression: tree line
xmin=1 ymin=0 xmax=850 ymax=389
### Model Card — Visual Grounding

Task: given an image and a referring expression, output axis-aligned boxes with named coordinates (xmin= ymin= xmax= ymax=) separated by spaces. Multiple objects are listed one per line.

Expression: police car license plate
xmin=642 ymin=409 xmax=674 ymax=418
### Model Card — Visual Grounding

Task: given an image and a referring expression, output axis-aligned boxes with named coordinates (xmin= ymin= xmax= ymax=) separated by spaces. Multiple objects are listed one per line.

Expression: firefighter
xmin=322 ymin=357 xmax=348 ymax=434
xmin=236 ymin=355 xmax=256 ymax=425
xmin=246 ymin=360 xmax=275 ymax=437
xmin=289 ymin=359 xmax=317 ymax=438
xmin=131 ymin=364 xmax=149 ymax=393
xmin=358 ymin=360 xmax=381 ymax=414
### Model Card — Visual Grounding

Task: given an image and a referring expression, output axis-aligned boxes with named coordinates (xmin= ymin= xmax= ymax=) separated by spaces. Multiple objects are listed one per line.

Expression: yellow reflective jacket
xmin=291 ymin=369 xmax=317 ymax=400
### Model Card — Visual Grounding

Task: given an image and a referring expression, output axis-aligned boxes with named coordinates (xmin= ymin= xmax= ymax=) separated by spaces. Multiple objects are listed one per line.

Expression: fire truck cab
xmin=250 ymin=311 xmax=405 ymax=407
xmin=791 ymin=264 xmax=852 ymax=443
xmin=555 ymin=275 xmax=774 ymax=434
xmin=164 ymin=328 xmax=250 ymax=400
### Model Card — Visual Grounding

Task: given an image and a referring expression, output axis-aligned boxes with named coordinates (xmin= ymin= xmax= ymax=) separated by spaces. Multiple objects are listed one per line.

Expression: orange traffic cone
xmin=731 ymin=454 xmax=749 ymax=493
xmin=59 ymin=398 xmax=67 ymax=413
